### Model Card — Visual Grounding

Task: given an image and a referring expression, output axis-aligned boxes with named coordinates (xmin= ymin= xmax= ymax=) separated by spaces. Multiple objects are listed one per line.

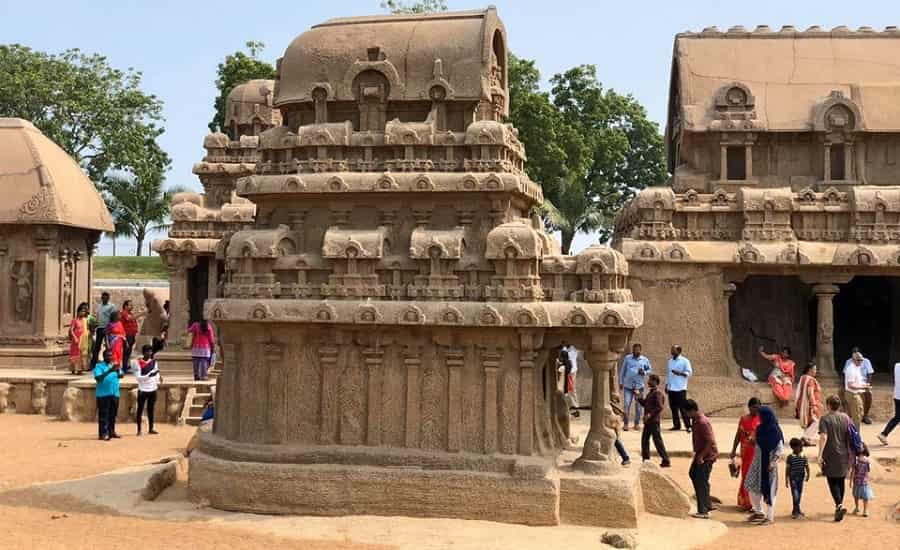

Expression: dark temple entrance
xmin=833 ymin=276 xmax=899 ymax=374
xmin=729 ymin=276 xmax=816 ymax=379
xmin=187 ymin=257 xmax=209 ymax=325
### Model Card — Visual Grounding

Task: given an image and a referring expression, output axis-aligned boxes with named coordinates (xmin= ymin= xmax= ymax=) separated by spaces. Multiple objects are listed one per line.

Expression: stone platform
xmin=0 ymin=369 xmax=213 ymax=424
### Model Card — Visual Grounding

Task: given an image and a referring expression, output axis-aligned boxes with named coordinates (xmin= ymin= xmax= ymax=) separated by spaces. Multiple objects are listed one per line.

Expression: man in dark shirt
xmin=684 ymin=399 xmax=717 ymax=518
xmin=637 ymin=374 xmax=670 ymax=467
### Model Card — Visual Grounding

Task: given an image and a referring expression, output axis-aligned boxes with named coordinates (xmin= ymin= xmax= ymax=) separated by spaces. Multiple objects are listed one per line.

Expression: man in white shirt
xmin=877 ymin=362 xmax=900 ymax=445
xmin=666 ymin=344 xmax=693 ymax=432
xmin=843 ymin=352 xmax=870 ymax=430
xmin=843 ymin=347 xmax=875 ymax=424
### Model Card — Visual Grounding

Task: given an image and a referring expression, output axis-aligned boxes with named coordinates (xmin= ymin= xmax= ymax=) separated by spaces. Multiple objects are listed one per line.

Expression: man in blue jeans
xmin=619 ymin=343 xmax=651 ymax=431
xmin=93 ymin=349 xmax=123 ymax=441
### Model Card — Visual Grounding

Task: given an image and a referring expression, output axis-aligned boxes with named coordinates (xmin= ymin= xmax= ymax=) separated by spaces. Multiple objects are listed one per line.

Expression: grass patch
xmin=94 ymin=256 xmax=168 ymax=280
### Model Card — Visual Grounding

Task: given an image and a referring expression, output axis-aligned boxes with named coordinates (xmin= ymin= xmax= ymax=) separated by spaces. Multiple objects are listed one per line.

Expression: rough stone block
xmin=558 ymin=466 xmax=641 ymax=528
xmin=639 ymin=461 xmax=691 ymax=518
xmin=141 ymin=461 xmax=177 ymax=501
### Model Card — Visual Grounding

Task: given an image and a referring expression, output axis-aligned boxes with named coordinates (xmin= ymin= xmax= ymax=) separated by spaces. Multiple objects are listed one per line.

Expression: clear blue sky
xmin=6 ymin=0 xmax=900 ymax=254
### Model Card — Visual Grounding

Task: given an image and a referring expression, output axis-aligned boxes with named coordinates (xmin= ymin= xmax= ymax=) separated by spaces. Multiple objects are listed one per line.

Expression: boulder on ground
xmin=141 ymin=461 xmax=177 ymax=501
xmin=601 ymin=531 xmax=637 ymax=549
xmin=639 ymin=461 xmax=691 ymax=518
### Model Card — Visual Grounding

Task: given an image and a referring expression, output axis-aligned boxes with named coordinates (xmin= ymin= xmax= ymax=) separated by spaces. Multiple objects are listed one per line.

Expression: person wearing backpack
xmin=818 ymin=395 xmax=853 ymax=522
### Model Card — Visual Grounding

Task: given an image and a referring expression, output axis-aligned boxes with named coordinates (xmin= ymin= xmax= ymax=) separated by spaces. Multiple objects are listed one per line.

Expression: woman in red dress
xmin=105 ymin=310 xmax=126 ymax=370
xmin=729 ymin=397 xmax=762 ymax=510
xmin=759 ymin=346 xmax=795 ymax=406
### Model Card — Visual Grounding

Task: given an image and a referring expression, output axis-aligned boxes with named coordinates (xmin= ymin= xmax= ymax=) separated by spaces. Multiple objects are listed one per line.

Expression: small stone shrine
xmin=614 ymin=27 xmax=900 ymax=403
xmin=0 ymin=118 xmax=113 ymax=369
xmin=152 ymin=80 xmax=278 ymax=372
xmin=190 ymin=8 xmax=646 ymax=526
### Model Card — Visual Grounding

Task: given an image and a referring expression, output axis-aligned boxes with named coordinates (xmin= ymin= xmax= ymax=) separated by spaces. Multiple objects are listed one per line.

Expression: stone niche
xmin=189 ymin=8 xmax=644 ymax=527
xmin=0 ymin=119 xmax=113 ymax=369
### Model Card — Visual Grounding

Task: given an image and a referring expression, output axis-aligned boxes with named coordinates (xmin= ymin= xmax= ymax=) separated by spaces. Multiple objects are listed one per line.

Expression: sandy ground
xmin=0 ymin=414 xmax=896 ymax=550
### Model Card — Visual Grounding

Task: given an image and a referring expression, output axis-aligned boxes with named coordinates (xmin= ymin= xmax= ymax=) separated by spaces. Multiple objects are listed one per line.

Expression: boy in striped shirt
xmin=786 ymin=437 xmax=810 ymax=519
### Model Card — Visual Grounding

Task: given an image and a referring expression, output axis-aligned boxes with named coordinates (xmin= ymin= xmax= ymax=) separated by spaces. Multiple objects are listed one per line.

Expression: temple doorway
xmin=833 ymin=276 xmax=900 ymax=374
xmin=187 ymin=257 xmax=209 ymax=325
xmin=729 ymin=276 xmax=816 ymax=378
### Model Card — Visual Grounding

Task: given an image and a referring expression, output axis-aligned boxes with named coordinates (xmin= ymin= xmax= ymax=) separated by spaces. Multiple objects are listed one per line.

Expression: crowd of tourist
xmin=68 ymin=292 xmax=216 ymax=440
xmin=559 ymin=340 xmax=900 ymax=524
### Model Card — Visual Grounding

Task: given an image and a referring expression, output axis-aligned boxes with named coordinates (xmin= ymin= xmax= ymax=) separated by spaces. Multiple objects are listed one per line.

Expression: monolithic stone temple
xmin=152 ymin=80 xmax=279 ymax=372
xmin=190 ymin=8 xmax=649 ymax=526
xmin=0 ymin=118 xmax=113 ymax=369
xmin=614 ymin=26 xmax=900 ymax=403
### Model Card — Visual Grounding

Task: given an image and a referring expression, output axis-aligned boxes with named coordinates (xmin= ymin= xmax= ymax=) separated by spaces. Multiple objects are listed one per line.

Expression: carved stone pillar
xmin=33 ymin=228 xmax=55 ymax=338
xmin=0 ymin=243 xmax=8 ymax=331
xmin=517 ymin=331 xmax=541 ymax=455
xmin=402 ymin=345 xmax=422 ymax=448
xmin=318 ymin=343 xmax=340 ymax=444
xmin=812 ymin=284 xmax=839 ymax=379
xmin=163 ymin=252 xmax=197 ymax=349
xmin=444 ymin=346 xmax=464 ymax=452
xmin=574 ymin=333 xmax=619 ymax=475
xmin=363 ymin=346 xmax=384 ymax=446
xmin=264 ymin=342 xmax=286 ymax=443
xmin=480 ymin=347 xmax=502 ymax=454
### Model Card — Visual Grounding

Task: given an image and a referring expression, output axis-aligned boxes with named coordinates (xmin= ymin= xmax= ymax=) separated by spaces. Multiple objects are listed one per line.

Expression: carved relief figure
xmin=0 ymin=382 xmax=12 ymax=413
xmin=31 ymin=381 xmax=47 ymax=415
xmin=167 ymin=387 xmax=183 ymax=423
xmin=10 ymin=261 xmax=34 ymax=323
xmin=61 ymin=258 xmax=74 ymax=315
xmin=60 ymin=387 xmax=83 ymax=421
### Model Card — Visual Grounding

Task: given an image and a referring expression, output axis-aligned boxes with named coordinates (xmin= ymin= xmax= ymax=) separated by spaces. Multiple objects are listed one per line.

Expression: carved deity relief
xmin=10 ymin=261 xmax=34 ymax=323
xmin=61 ymin=258 xmax=74 ymax=315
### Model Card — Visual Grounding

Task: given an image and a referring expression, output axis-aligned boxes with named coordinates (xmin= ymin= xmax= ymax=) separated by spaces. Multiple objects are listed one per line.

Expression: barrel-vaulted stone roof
xmin=670 ymin=28 xmax=900 ymax=135
xmin=275 ymin=7 xmax=507 ymax=112
xmin=0 ymin=118 xmax=113 ymax=231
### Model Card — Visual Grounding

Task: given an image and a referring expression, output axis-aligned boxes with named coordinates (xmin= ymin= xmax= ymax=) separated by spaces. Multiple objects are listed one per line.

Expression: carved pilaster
xmin=517 ymin=331 xmax=542 ymax=455
xmin=480 ymin=346 xmax=502 ymax=454
xmin=318 ymin=343 xmax=340 ymax=444
xmin=0 ymin=243 xmax=8 ymax=331
xmin=403 ymin=345 xmax=422 ymax=448
xmin=444 ymin=346 xmax=465 ymax=452
xmin=33 ymin=227 xmax=55 ymax=337
xmin=363 ymin=346 xmax=384 ymax=446
xmin=265 ymin=342 xmax=287 ymax=443
xmin=812 ymin=284 xmax=839 ymax=379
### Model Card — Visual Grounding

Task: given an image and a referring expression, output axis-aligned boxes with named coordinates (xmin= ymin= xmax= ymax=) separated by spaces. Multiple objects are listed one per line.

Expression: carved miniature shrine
xmin=189 ymin=8 xmax=647 ymax=526
xmin=0 ymin=118 xmax=113 ymax=369
xmin=152 ymin=80 xmax=278 ymax=372
xmin=615 ymin=27 xmax=900 ymax=392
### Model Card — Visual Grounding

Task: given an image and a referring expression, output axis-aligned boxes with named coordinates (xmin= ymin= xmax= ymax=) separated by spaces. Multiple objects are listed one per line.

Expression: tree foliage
xmin=508 ymin=58 xmax=666 ymax=252
xmin=101 ymin=169 xmax=186 ymax=257
xmin=0 ymin=44 xmax=169 ymax=182
xmin=209 ymin=41 xmax=277 ymax=132
xmin=380 ymin=0 xmax=447 ymax=13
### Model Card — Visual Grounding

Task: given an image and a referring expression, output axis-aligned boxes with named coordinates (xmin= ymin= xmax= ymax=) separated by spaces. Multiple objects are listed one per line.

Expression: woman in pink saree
xmin=795 ymin=362 xmax=821 ymax=446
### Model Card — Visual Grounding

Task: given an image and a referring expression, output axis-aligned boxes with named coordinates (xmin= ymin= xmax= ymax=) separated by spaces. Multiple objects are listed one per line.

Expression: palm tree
xmin=100 ymin=170 xmax=187 ymax=256
xmin=542 ymin=180 xmax=609 ymax=254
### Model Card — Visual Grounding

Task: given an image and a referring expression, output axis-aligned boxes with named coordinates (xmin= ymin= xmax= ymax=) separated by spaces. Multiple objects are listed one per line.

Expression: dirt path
xmin=664 ymin=455 xmax=900 ymax=550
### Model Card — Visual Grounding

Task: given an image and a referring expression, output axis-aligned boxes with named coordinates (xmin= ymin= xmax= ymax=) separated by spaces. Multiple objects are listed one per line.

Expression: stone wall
xmin=90 ymin=284 xmax=169 ymax=333
xmin=626 ymin=263 xmax=737 ymax=378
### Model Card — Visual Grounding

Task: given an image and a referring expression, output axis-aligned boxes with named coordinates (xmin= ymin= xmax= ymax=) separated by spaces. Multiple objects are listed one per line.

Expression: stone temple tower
xmin=190 ymin=8 xmax=645 ymax=526
xmin=153 ymin=80 xmax=279 ymax=373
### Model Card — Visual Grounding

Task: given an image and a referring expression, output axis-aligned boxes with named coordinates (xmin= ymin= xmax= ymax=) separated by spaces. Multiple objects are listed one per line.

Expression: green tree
xmin=100 ymin=169 xmax=186 ymax=257
xmin=209 ymin=41 xmax=276 ymax=132
xmin=0 ymin=44 xmax=169 ymax=182
xmin=508 ymin=59 xmax=666 ymax=252
xmin=380 ymin=0 xmax=447 ymax=13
